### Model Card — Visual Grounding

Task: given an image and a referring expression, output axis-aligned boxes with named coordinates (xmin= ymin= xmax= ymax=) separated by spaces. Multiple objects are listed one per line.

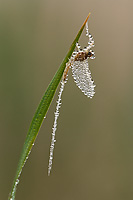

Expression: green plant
xmin=8 ymin=13 xmax=91 ymax=200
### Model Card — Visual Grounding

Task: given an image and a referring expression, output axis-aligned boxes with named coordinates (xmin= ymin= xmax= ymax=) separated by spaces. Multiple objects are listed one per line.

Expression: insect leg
xmin=76 ymin=42 xmax=81 ymax=52
xmin=63 ymin=61 xmax=71 ymax=82
xmin=85 ymin=20 xmax=95 ymax=50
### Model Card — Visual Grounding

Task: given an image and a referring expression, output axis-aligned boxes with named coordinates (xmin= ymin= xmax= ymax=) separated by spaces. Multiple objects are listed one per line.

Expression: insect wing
xmin=71 ymin=59 xmax=95 ymax=98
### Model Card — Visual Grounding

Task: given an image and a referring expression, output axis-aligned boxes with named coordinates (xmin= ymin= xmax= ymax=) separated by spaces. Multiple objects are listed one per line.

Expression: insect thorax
xmin=74 ymin=49 xmax=93 ymax=62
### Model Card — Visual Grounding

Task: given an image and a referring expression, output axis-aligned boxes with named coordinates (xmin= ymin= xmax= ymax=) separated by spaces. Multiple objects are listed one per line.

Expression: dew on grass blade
xmin=8 ymin=148 xmax=32 ymax=200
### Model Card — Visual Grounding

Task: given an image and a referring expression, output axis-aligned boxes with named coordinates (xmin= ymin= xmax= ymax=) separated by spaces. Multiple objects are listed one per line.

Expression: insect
xmin=48 ymin=19 xmax=96 ymax=176
xmin=63 ymin=21 xmax=95 ymax=98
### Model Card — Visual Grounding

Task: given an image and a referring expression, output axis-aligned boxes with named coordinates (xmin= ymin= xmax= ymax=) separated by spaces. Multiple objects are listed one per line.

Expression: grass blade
xmin=9 ymin=13 xmax=91 ymax=200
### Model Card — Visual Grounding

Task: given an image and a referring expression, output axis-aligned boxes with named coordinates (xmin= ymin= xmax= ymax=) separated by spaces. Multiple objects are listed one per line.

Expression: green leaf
xmin=9 ymin=13 xmax=91 ymax=200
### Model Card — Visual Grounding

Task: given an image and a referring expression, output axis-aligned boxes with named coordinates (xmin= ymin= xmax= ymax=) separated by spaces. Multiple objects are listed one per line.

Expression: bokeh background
xmin=1 ymin=0 xmax=133 ymax=199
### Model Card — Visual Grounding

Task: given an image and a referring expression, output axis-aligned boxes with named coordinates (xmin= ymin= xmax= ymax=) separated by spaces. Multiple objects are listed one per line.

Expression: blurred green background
xmin=1 ymin=0 xmax=133 ymax=199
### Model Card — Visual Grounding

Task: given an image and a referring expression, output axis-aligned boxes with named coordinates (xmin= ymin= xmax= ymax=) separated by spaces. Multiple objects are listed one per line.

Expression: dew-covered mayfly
xmin=48 ymin=19 xmax=96 ymax=175
xmin=63 ymin=21 xmax=95 ymax=98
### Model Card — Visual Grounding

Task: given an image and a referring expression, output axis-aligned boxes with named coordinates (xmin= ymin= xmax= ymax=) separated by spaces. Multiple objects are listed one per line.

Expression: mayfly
xmin=48 ymin=19 xmax=95 ymax=175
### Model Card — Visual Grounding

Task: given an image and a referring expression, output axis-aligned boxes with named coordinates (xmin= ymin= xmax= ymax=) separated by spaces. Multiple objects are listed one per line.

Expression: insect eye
xmin=88 ymin=51 xmax=92 ymax=57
